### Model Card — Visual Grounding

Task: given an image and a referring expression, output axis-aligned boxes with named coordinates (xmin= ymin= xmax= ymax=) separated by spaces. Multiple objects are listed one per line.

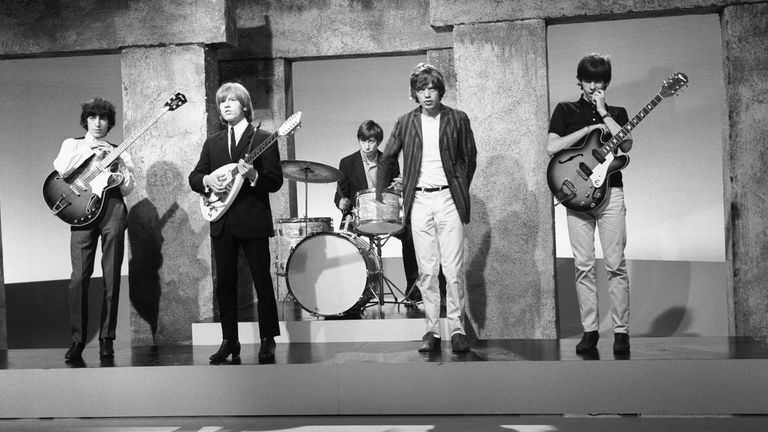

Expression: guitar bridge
xmin=51 ymin=197 xmax=71 ymax=215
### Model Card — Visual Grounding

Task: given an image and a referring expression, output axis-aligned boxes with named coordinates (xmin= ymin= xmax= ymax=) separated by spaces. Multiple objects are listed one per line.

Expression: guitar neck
xmin=596 ymin=93 xmax=664 ymax=158
xmin=92 ymin=105 xmax=171 ymax=174
xmin=243 ymin=130 xmax=280 ymax=165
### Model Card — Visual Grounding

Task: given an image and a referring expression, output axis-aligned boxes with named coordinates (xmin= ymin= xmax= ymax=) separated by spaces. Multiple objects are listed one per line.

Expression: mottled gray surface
xmin=430 ymin=0 xmax=763 ymax=26
xmin=121 ymin=46 xmax=214 ymax=345
xmin=0 ymin=203 xmax=6 ymax=349
xmin=723 ymin=3 xmax=768 ymax=345
xmin=0 ymin=0 xmax=233 ymax=57
xmin=454 ymin=21 xmax=557 ymax=339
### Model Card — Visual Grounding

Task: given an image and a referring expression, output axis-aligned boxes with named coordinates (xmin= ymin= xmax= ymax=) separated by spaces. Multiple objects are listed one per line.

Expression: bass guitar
xmin=199 ymin=111 xmax=302 ymax=222
xmin=43 ymin=92 xmax=187 ymax=226
xmin=547 ymin=73 xmax=688 ymax=212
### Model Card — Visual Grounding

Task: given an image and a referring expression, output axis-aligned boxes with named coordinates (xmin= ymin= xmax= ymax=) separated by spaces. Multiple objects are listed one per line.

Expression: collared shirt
xmin=229 ymin=117 xmax=249 ymax=159
xmin=360 ymin=150 xmax=378 ymax=188
xmin=53 ymin=131 xmax=135 ymax=196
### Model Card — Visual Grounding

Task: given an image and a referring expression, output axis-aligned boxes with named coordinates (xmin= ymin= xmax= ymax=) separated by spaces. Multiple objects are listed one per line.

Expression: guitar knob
xmin=590 ymin=203 xmax=596 ymax=208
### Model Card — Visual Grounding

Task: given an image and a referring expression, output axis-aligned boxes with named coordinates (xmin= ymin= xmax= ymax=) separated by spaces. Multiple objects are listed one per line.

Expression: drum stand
xmin=363 ymin=233 xmax=417 ymax=319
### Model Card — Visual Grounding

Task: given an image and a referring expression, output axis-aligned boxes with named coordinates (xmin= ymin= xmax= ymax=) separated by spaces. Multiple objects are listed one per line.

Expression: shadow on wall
xmin=128 ymin=161 xmax=207 ymax=345
xmin=466 ymin=194 xmax=490 ymax=340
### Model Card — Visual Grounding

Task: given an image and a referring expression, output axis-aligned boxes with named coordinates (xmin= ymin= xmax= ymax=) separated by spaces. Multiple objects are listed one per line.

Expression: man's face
xmin=415 ymin=85 xmax=441 ymax=113
xmin=87 ymin=115 xmax=109 ymax=139
xmin=358 ymin=138 xmax=379 ymax=158
xmin=579 ymin=80 xmax=606 ymax=103
xmin=219 ymin=95 xmax=246 ymax=125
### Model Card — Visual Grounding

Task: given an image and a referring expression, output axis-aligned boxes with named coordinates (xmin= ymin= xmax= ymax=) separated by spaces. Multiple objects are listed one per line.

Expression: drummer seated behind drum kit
xmin=276 ymin=159 xmax=414 ymax=319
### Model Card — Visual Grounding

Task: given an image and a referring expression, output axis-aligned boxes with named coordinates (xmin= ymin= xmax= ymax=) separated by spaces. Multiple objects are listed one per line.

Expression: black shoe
xmin=258 ymin=337 xmax=276 ymax=363
xmin=613 ymin=333 xmax=630 ymax=355
xmin=407 ymin=286 xmax=422 ymax=303
xmin=418 ymin=332 xmax=440 ymax=352
xmin=209 ymin=339 xmax=241 ymax=363
xmin=99 ymin=339 xmax=114 ymax=359
xmin=451 ymin=333 xmax=470 ymax=353
xmin=576 ymin=331 xmax=599 ymax=353
xmin=65 ymin=342 xmax=85 ymax=362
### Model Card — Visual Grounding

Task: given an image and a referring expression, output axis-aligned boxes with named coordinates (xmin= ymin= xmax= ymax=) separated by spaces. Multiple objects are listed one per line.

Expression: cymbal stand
xmin=364 ymin=233 xmax=416 ymax=318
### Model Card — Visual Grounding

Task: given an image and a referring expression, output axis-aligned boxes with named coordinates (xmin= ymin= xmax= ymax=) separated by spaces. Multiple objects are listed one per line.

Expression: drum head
xmin=286 ymin=232 xmax=369 ymax=316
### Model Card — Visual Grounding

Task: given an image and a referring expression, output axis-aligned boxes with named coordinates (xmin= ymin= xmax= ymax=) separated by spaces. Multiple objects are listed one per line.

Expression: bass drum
xmin=285 ymin=232 xmax=379 ymax=317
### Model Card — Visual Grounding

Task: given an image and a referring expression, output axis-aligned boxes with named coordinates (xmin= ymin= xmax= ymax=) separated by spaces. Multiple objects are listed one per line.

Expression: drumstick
xmin=342 ymin=214 xmax=352 ymax=231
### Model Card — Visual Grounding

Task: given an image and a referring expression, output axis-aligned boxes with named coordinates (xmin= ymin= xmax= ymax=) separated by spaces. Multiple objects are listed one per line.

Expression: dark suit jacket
xmin=377 ymin=104 xmax=477 ymax=224
xmin=189 ymin=123 xmax=283 ymax=238
xmin=334 ymin=150 xmax=400 ymax=219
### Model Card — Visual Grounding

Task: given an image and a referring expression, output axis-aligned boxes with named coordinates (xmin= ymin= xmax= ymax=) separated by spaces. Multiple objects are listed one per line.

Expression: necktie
xmin=229 ymin=127 xmax=236 ymax=160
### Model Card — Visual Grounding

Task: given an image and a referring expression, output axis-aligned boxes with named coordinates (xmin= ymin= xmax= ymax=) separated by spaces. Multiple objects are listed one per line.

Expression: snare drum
xmin=355 ymin=188 xmax=404 ymax=235
xmin=275 ymin=217 xmax=332 ymax=276
xmin=285 ymin=232 xmax=379 ymax=316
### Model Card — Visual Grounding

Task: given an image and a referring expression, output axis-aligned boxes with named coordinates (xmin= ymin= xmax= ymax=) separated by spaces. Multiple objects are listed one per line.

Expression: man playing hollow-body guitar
xmin=547 ymin=53 xmax=633 ymax=355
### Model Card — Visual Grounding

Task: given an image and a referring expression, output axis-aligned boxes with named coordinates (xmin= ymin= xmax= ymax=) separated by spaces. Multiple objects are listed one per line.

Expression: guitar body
xmin=547 ymin=129 xmax=628 ymax=212
xmin=42 ymin=156 xmax=123 ymax=227
xmin=199 ymin=163 xmax=245 ymax=222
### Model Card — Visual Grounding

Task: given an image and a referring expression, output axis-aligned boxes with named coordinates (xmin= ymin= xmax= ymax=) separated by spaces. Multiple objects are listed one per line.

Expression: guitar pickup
xmin=592 ymin=149 xmax=606 ymax=163
xmin=578 ymin=162 xmax=592 ymax=181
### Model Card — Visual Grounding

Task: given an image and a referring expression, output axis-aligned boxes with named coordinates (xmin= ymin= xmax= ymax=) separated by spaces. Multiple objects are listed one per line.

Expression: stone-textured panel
xmin=0 ymin=0 xmax=234 ymax=57
xmin=0 ymin=203 xmax=6 ymax=349
xmin=430 ymin=0 xmax=761 ymax=27
xmin=723 ymin=3 xmax=768 ymax=345
xmin=121 ymin=45 xmax=214 ymax=345
xmin=221 ymin=0 xmax=452 ymax=60
xmin=454 ymin=21 xmax=557 ymax=339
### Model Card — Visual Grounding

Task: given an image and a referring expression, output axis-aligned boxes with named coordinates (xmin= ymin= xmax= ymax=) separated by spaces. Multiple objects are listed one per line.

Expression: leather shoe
xmin=613 ymin=333 xmax=630 ymax=355
xmin=576 ymin=331 xmax=599 ymax=353
xmin=99 ymin=338 xmax=114 ymax=358
xmin=451 ymin=333 xmax=470 ymax=353
xmin=258 ymin=337 xmax=276 ymax=363
xmin=209 ymin=339 xmax=241 ymax=363
xmin=65 ymin=342 xmax=85 ymax=361
xmin=417 ymin=332 xmax=440 ymax=352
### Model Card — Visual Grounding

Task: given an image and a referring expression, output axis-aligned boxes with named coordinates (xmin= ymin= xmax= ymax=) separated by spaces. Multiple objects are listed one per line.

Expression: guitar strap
xmin=245 ymin=121 xmax=263 ymax=155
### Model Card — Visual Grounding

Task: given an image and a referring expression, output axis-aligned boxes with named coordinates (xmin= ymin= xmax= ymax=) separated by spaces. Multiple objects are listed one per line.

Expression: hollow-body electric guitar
xmin=43 ymin=93 xmax=187 ymax=226
xmin=547 ymin=73 xmax=688 ymax=212
xmin=199 ymin=111 xmax=302 ymax=222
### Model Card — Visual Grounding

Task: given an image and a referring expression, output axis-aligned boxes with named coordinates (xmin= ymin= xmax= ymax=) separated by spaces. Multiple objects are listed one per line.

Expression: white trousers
xmin=410 ymin=189 xmax=466 ymax=337
xmin=566 ymin=187 xmax=629 ymax=334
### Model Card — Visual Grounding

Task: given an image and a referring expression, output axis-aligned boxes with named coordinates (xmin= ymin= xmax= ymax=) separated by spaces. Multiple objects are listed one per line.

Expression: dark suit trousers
xmin=69 ymin=197 xmax=127 ymax=343
xmin=212 ymin=222 xmax=280 ymax=340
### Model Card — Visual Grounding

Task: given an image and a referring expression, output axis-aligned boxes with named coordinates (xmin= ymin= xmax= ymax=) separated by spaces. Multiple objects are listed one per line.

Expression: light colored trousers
xmin=410 ymin=189 xmax=466 ymax=338
xmin=566 ymin=187 xmax=629 ymax=334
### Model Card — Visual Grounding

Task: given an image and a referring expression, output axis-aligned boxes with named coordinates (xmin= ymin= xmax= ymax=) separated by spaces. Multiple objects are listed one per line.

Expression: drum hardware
xmin=361 ymin=233 xmax=418 ymax=319
xmin=281 ymin=159 xmax=342 ymax=238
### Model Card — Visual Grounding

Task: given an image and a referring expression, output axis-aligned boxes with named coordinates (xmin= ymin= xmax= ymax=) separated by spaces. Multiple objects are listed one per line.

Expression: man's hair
xmin=409 ymin=63 xmax=446 ymax=102
xmin=576 ymin=53 xmax=612 ymax=86
xmin=216 ymin=82 xmax=253 ymax=123
xmin=356 ymin=120 xmax=383 ymax=144
xmin=80 ymin=97 xmax=116 ymax=131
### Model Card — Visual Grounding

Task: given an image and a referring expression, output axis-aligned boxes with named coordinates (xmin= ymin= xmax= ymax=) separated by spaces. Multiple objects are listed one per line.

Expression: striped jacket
xmin=377 ymin=104 xmax=477 ymax=224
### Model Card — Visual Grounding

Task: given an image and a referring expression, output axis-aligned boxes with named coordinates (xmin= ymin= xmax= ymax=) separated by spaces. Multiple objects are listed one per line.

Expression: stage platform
xmin=1 ymin=336 xmax=767 ymax=419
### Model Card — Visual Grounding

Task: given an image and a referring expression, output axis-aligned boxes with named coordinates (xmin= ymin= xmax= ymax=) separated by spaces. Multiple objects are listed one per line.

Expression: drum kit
xmin=275 ymin=159 xmax=415 ymax=319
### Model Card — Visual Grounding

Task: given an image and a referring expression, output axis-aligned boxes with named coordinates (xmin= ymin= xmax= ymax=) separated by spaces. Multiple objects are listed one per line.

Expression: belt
xmin=415 ymin=185 xmax=449 ymax=193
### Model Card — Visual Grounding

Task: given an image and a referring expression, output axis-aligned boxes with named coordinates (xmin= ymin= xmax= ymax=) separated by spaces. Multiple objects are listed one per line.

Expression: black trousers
xmin=69 ymin=197 xmax=127 ymax=343
xmin=211 ymin=223 xmax=279 ymax=340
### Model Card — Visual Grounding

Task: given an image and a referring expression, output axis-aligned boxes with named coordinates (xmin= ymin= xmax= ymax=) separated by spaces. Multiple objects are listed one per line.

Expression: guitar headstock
xmin=659 ymin=73 xmax=689 ymax=98
xmin=164 ymin=92 xmax=188 ymax=111
xmin=278 ymin=111 xmax=303 ymax=136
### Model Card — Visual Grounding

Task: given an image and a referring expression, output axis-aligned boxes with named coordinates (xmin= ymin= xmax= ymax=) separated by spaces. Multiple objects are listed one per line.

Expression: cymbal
xmin=281 ymin=159 xmax=342 ymax=183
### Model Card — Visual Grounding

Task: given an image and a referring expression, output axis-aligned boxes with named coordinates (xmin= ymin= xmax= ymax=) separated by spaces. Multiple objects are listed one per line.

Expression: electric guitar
xmin=43 ymin=92 xmax=187 ymax=226
xmin=199 ymin=111 xmax=302 ymax=222
xmin=547 ymin=73 xmax=688 ymax=212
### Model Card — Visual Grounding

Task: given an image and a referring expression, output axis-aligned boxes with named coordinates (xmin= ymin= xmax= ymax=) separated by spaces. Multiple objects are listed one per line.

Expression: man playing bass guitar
xmin=53 ymin=97 xmax=134 ymax=362
xmin=547 ymin=53 xmax=633 ymax=355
